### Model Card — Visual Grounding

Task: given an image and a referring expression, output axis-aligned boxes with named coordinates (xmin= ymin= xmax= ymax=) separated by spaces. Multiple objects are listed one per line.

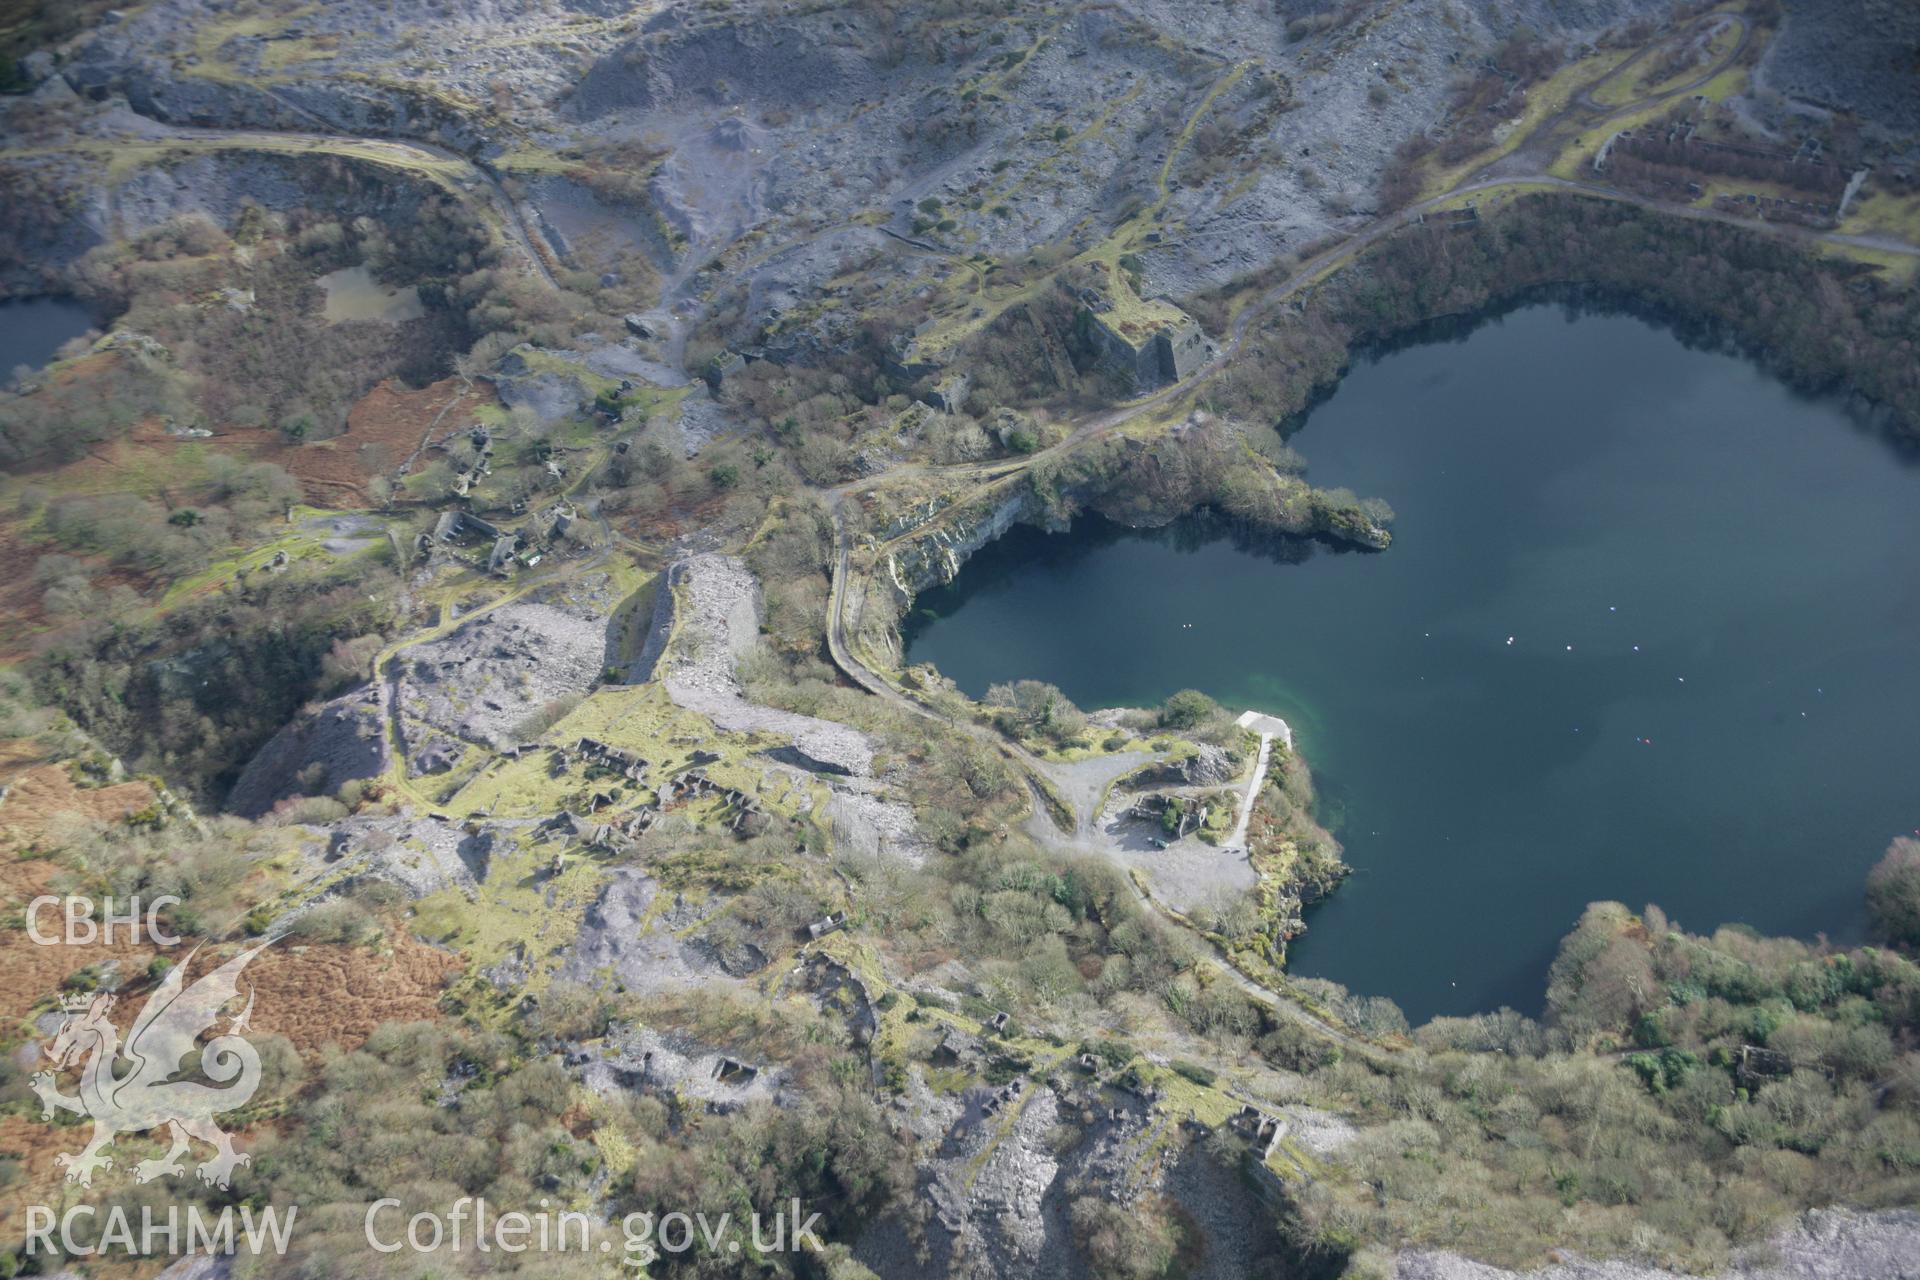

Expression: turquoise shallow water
xmin=903 ymin=303 xmax=1920 ymax=1024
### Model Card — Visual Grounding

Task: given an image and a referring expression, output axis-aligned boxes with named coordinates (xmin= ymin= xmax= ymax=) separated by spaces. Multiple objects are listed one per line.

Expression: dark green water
xmin=903 ymin=303 xmax=1920 ymax=1024
xmin=0 ymin=296 xmax=94 ymax=375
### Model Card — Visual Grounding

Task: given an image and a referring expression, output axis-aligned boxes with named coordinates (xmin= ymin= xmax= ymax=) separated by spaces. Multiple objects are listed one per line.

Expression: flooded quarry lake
xmin=0 ymin=296 xmax=94 ymax=373
xmin=318 ymin=265 xmax=425 ymax=324
xmin=904 ymin=304 xmax=1920 ymax=1023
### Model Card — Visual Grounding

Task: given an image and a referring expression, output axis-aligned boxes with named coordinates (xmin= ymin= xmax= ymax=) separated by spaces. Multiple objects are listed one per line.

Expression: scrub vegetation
xmin=1196 ymin=194 xmax=1920 ymax=445
xmin=1293 ymin=897 xmax=1920 ymax=1274
xmin=0 ymin=0 xmax=1917 ymax=1276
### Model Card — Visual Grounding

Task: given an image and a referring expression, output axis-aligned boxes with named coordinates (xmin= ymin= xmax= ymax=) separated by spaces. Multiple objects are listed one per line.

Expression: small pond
xmin=319 ymin=265 xmax=425 ymax=324
xmin=0 ymin=296 xmax=96 ymax=374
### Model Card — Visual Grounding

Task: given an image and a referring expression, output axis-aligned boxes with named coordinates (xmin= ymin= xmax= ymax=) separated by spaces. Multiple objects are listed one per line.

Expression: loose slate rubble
xmin=393 ymin=601 xmax=606 ymax=750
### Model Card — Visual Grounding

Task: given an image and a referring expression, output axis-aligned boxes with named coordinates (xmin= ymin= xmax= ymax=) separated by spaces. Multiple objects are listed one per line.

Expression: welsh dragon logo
xmin=31 ymin=940 xmax=272 ymax=1189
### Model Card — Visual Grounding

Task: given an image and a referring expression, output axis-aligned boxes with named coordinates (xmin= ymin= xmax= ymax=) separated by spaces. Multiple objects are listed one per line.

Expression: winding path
xmin=811 ymin=14 xmax=1920 ymax=1051
xmin=1224 ymin=712 xmax=1291 ymax=853
xmin=59 ymin=15 xmax=1915 ymax=1055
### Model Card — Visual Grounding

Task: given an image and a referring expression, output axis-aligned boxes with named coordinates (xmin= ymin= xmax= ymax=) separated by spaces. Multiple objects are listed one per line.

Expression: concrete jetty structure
xmin=1226 ymin=711 xmax=1292 ymax=852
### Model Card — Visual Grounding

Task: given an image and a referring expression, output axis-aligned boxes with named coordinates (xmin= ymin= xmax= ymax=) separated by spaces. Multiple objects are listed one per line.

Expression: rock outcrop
xmin=226 ymin=684 xmax=389 ymax=817
xmin=392 ymin=601 xmax=607 ymax=750
xmin=857 ymin=1074 xmax=1292 ymax=1279
xmin=638 ymin=554 xmax=875 ymax=777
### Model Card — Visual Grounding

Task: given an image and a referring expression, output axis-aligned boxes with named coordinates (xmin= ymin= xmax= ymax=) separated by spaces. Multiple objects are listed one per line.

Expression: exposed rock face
xmin=1396 ymin=1207 xmax=1920 ymax=1280
xmin=578 ymin=335 xmax=686 ymax=388
xmin=677 ymin=394 xmax=741 ymax=456
xmin=924 ymin=371 xmax=971 ymax=414
xmin=1123 ymin=742 xmax=1239 ymax=790
xmin=99 ymin=148 xmax=407 ymax=241
xmin=493 ymin=346 xmax=592 ymax=424
xmin=578 ymin=1022 xmax=792 ymax=1112
xmin=62 ymin=11 xmax=494 ymax=151
xmin=407 ymin=733 xmax=465 ymax=778
xmin=6 ymin=137 xmax=437 ymax=289
xmin=24 ymin=6 xmax=1919 ymax=1279
xmin=823 ymin=791 xmax=930 ymax=868
xmin=567 ymin=13 xmax=903 ymax=122
xmin=226 ymin=684 xmax=388 ymax=817
xmin=639 ymin=553 xmax=875 ymax=777
xmin=872 ymin=421 xmax=1389 ymax=648
xmin=856 ymin=1076 xmax=1291 ymax=1280
xmin=392 ymin=601 xmax=607 ymax=750
xmin=937 ymin=1084 xmax=1066 ymax=1277
xmin=629 ymin=554 xmax=933 ymax=862
xmin=294 ymin=814 xmax=495 ymax=902
xmin=1761 ymin=0 xmax=1920 ymax=135
xmin=35 ymin=0 xmax=1894 ymax=358
xmin=560 ymin=867 xmax=747 ymax=995
xmin=884 ymin=493 xmax=1036 ymax=600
